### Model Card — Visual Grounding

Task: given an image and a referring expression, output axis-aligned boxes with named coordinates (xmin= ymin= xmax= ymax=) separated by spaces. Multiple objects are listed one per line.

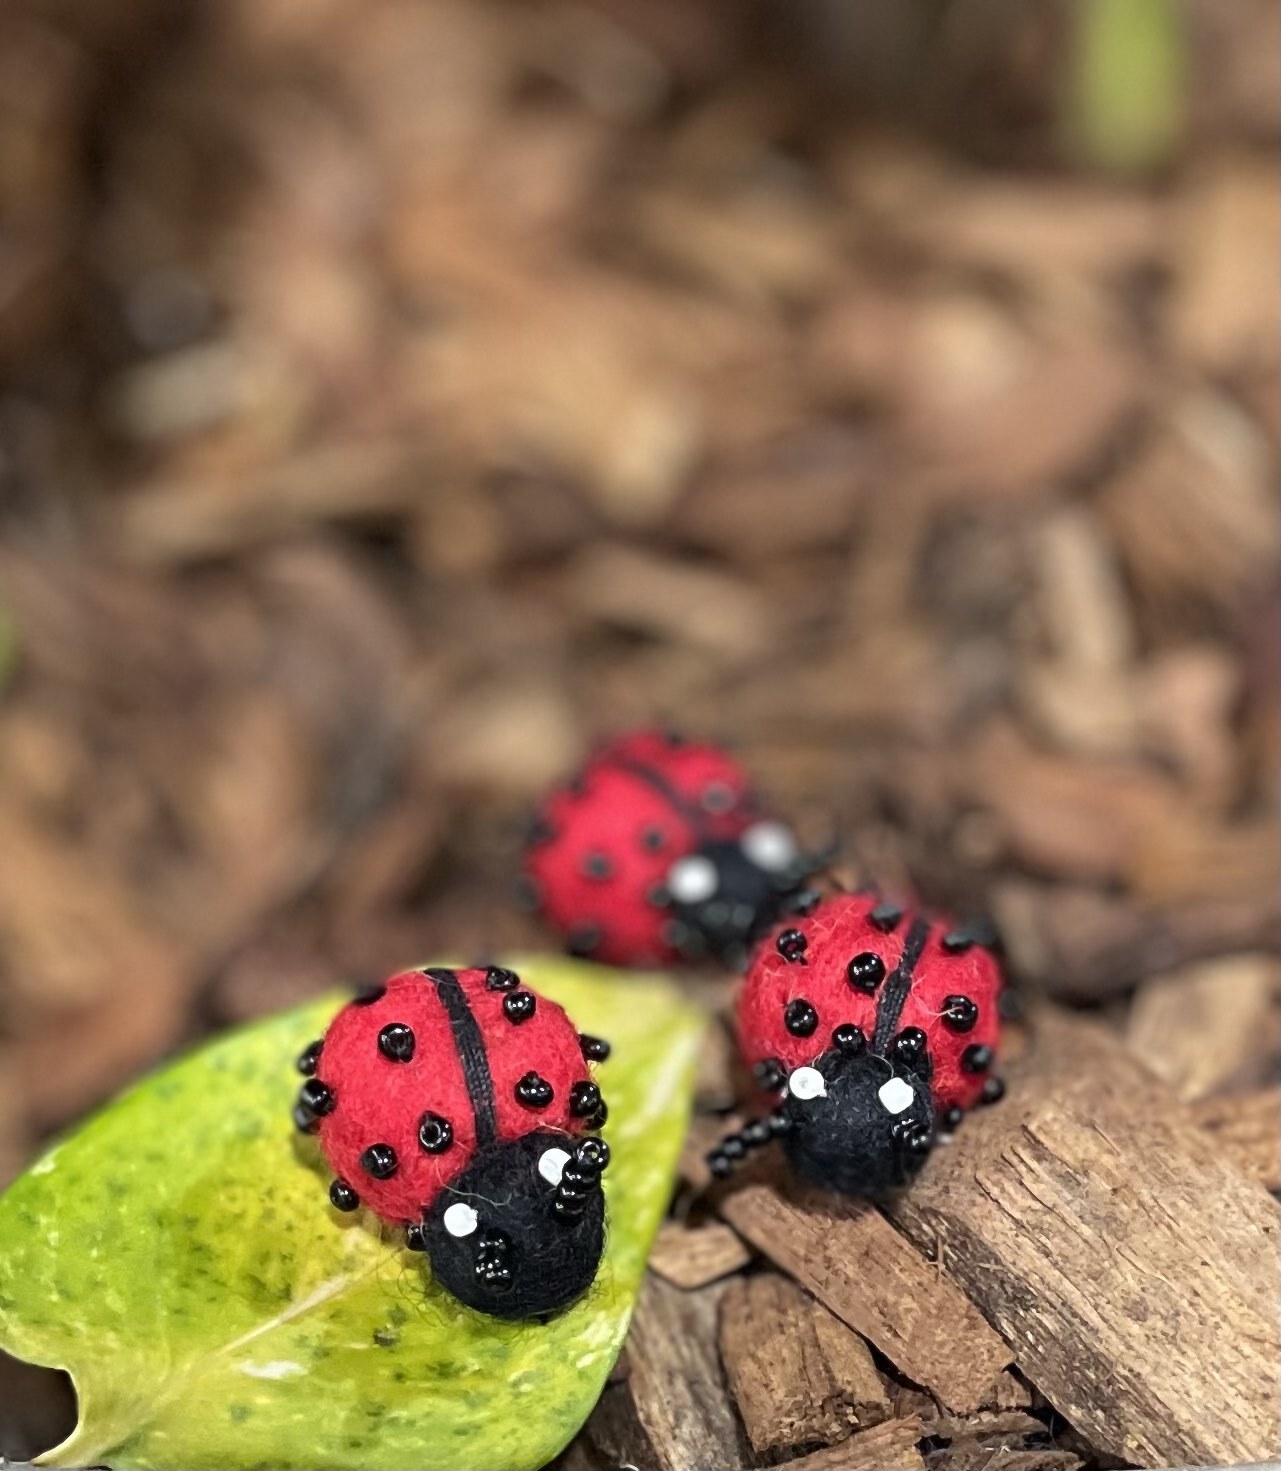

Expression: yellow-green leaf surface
xmin=0 ymin=958 xmax=704 ymax=1470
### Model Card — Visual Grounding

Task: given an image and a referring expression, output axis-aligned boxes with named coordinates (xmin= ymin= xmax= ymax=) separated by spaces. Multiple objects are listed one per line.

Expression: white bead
xmin=538 ymin=1147 xmax=571 ymax=1186
xmin=788 ymin=1065 xmax=827 ymax=1100
xmin=442 ymin=1202 xmax=478 ymax=1238
xmin=878 ymin=1077 xmax=915 ymax=1115
xmin=667 ymin=854 xmax=718 ymax=904
xmin=740 ymin=821 xmax=798 ymax=873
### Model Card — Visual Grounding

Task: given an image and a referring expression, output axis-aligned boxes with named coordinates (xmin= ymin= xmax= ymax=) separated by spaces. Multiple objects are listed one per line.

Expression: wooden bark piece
xmin=1126 ymin=953 xmax=1279 ymax=1099
xmin=1191 ymin=1086 xmax=1281 ymax=1192
xmin=887 ymin=1008 xmax=1281 ymax=1468
xmin=621 ymin=1274 xmax=752 ymax=1471
xmin=775 ymin=1415 xmax=926 ymax=1470
xmin=718 ymin=1181 xmax=1010 ymax=1414
xmin=648 ymin=1218 xmax=751 ymax=1290
xmin=719 ymin=1273 xmax=890 ymax=1457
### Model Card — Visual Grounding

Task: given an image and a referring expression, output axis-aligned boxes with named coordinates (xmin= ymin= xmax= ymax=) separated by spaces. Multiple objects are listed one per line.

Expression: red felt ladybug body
xmin=711 ymin=891 xmax=1005 ymax=1196
xmin=293 ymin=965 xmax=611 ymax=1320
xmin=524 ymin=729 xmax=817 ymax=969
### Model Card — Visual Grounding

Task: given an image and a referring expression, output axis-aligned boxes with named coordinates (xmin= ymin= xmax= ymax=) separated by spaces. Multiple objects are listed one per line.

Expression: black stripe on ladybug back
xmin=422 ymin=967 xmax=498 ymax=1148
xmin=610 ymin=754 xmax=712 ymax=844
xmin=871 ymin=916 xmax=931 ymax=1055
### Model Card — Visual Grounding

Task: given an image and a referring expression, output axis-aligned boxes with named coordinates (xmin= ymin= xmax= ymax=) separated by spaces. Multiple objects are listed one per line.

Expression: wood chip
xmin=620 ymin=1274 xmax=752 ymax=1470
xmin=648 ymin=1220 xmax=751 ymax=1290
xmin=775 ymin=1414 xmax=925 ymax=1471
xmin=886 ymin=1008 xmax=1281 ymax=1468
xmin=1126 ymin=953 xmax=1280 ymax=1099
xmin=716 ymin=1179 xmax=1011 ymax=1414
xmin=1192 ymin=1086 xmax=1281 ymax=1192
xmin=719 ymin=1273 xmax=890 ymax=1457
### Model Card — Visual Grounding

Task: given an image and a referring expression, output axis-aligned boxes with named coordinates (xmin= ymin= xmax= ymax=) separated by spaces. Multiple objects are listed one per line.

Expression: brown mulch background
xmin=0 ymin=1 xmax=1277 ymax=1466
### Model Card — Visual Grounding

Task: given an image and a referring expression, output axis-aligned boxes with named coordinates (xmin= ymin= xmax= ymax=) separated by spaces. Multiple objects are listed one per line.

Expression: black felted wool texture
xmin=781 ymin=1047 xmax=936 ymax=1197
xmin=420 ymin=1130 xmax=606 ymax=1321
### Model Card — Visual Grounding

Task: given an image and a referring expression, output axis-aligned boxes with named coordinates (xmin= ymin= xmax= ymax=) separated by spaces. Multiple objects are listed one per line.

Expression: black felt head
xmin=780 ymin=1043 xmax=935 ymax=1197
xmin=665 ymin=822 xmax=816 ymax=968
xmin=419 ymin=1130 xmax=607 ymax=1320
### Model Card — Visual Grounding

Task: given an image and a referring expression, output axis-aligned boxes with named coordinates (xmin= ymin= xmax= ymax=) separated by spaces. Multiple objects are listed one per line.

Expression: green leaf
xmin=0 ymin=958 xmax=705 ymax=1470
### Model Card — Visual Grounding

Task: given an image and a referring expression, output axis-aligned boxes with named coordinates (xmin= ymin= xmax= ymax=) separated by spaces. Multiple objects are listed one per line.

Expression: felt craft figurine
xmin=708 ymin=890 xmax=1005 ymax=1194
xmin=294 ymin=965 xmax=611 ymax=1320
xmin=522 ymin=728 xmax=824 ymax=970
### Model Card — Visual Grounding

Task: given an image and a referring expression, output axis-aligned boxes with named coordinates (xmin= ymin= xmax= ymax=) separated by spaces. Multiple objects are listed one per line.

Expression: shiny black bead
xmin=352 ymin=984 xmax=386 ymax=1007
xmin=741 ymin=1118 xmax=772 ymax=1147
xmin=942 ymin=1105 xmax=964 ymax=1130
xmin=942 ymin=995 xmax=979 ymax=1033
xmin=893 ymin=1027 xmax=928 ymax=1065
xmin=846 ymin=951 xmax=886 ymax=993
xmin=360 ymin=1143 xmax=398 ymax=1179
xmin=586 ymin=1099 xmax=609 ymax=1129
xmin=485 ymin=966 xmax=520 ymax=992
xmin=832 ymin=1023 xmax=867 ymax=1053
xmin=784 ymin=998 xmax=819 ymax=1037
xmin=707 ymin=1152 xmax=734 ymax=1179
xmin=579 ymin=1033 xmax=612 ymax=1062
xmin=582 ymin=852 xmax=613 ymax=880
xmin=569 ymin=1081 xmax=602 ymax=1118
xmin=962 ymin=1043 xmax=994 ymax=1074
xmin=378 ymin=1023 xmax=416 ymax=1062
xmin=577 ymin=1137 xmax=610 ymax=1172
xmin=754 ymin=1057 xmax=786 ymax=1091
xmin=567 ymin=925 xmax=601 ymax=958
xmin=515 ymin=1071 xmax=554 ymax=1108
xmin=329 ymin=1178 xmax=360 ymax=1212
xmin=298 ymin=1079 xmax=335 ymax=1118
xmin=503 ymin=990 xmax=537 ymax=1024
xmin=292 ymin=1103 xmax=319 ymax=1134
xmin=296 ymin=1039 xmax=323 ymax=1076
xmin=417 ymin=1112 xmax=453 ymax=1153
xmin=777 ymin=929 xmax=809 ymax=964
xmin=869 ymin=902 xmax=903 ymax=932
xmin=405 ymin=1222 xmax=428 ymax=1251
xmin=719 ymin=1136 xmax=747 ymax=1161
xmin=902 ymin=1127 xmax=932 ymax=1155
xmin=558 ymin=1165 xmax=593 ymax=1193
xmin=981 ymin=1075 xmax=1006 ymax=1104
xmin=640 ymin=826 xmax=666 ymax=852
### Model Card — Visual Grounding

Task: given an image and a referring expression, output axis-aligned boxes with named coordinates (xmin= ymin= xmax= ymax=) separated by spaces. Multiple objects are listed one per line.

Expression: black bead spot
xmin=352 ymin=984 xmax=386 ymax=1007
xmin=329 ymin=1178 xmax=360 ymax=1212
xmin=942 ymin=1105 xmax=964 ymax=1130
xmin=377 ymin=1022 xmax=416 ymax=1063
xmin=741 ymin=1118 xmax=772 ymax=1147
xmin=981 ymin=1075 xmax=1006 ymax=1105
xmin=485 ymin=966 xmax=520 ymax=992
xmin=647 ymin=883 xmax=671 ymax=909
xmin=832 ymin=1023 xmax=866 ymax=1053
xmin=777 ymin=929 xmax=809 ymax=964
xmin=640 ymin=826 xmax=667 ymax=852
xmin=791 ymin=889 xmax=822 ymax=916
xmin=577 ymin=1136 xmax=611 ymax=1171
xmin=869 ymin=902 xmax=903 ymax=932
xmin=567 ymin=924 xmax=601 ymax=957
xmin=570 ymin=1081 xmax=602 ymax=1118
xmin=784 ymin=998 xmax=819 ymax=1037
xmin=405 ymin=1222 xmax=428 ymax=1251
xmin=579 ymin=1033 xmax=612 ymax=1062
xmin=942 ymin=917 xmax=1000 ymax=954
xmin=702 ymin=781 xmax=736 ymax=813
xmin=581 ymin=852 xmax=613 ymax=881
xmin=417 ymin=1112 xmax=453 ymax=1153
xmin=360 ymin=1143 xmax=398 ymax=1179
xmin=846 ymin=951 xmax=886 ymax=993
xmin=962 ymin=1043 xmax=994 ymax=1074
xmin=503 ymin=990 xmax=537 ymax=1024
xmin=296 ymin=1039 xmax=323 ymax=1076
xmin=526 ymin=816 xmax=556 ymax=846
xmin=515 ymin=1071 xmax=554 ymax=1108
xmin=893 ymin=1027 xmax=928 ymax=1066
xmin=298 ymin=1079 xmax=336 ymax=1118
xmin=754 ymin=1057 xmax=786 ymax=1091
xmin=292 ymin=1103 xmax=318 ymax=1135
xmin=941 ymin=995 xmax=979 ymax=1033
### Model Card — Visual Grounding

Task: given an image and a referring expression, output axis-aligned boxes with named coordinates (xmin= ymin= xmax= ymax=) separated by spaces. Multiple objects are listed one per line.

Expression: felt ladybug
xmin=292 ymin=965 xmax=612 ymax=1320
xmin=523 ymin=729 xmax=822 ymax=970
xmin=708 ymin=890 xmax=1005 ymax=1195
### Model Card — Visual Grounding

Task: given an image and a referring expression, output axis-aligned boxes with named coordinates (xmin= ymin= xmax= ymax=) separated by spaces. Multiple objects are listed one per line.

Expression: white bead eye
xmin=667 ymin=854 xmax=718 ymax=905
xmin=442 ymin=1202 xmax=479 ymax=1238
xmin=878 ymin=1078 xmax=915 ymax=1115
xmin=788 ymin=1066 xmax=827 ymax=1100
xmin=538 ymin=1146 xmax=571 ymax=1186
xmin=740 ymin=820 xmax=798 ymax=873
